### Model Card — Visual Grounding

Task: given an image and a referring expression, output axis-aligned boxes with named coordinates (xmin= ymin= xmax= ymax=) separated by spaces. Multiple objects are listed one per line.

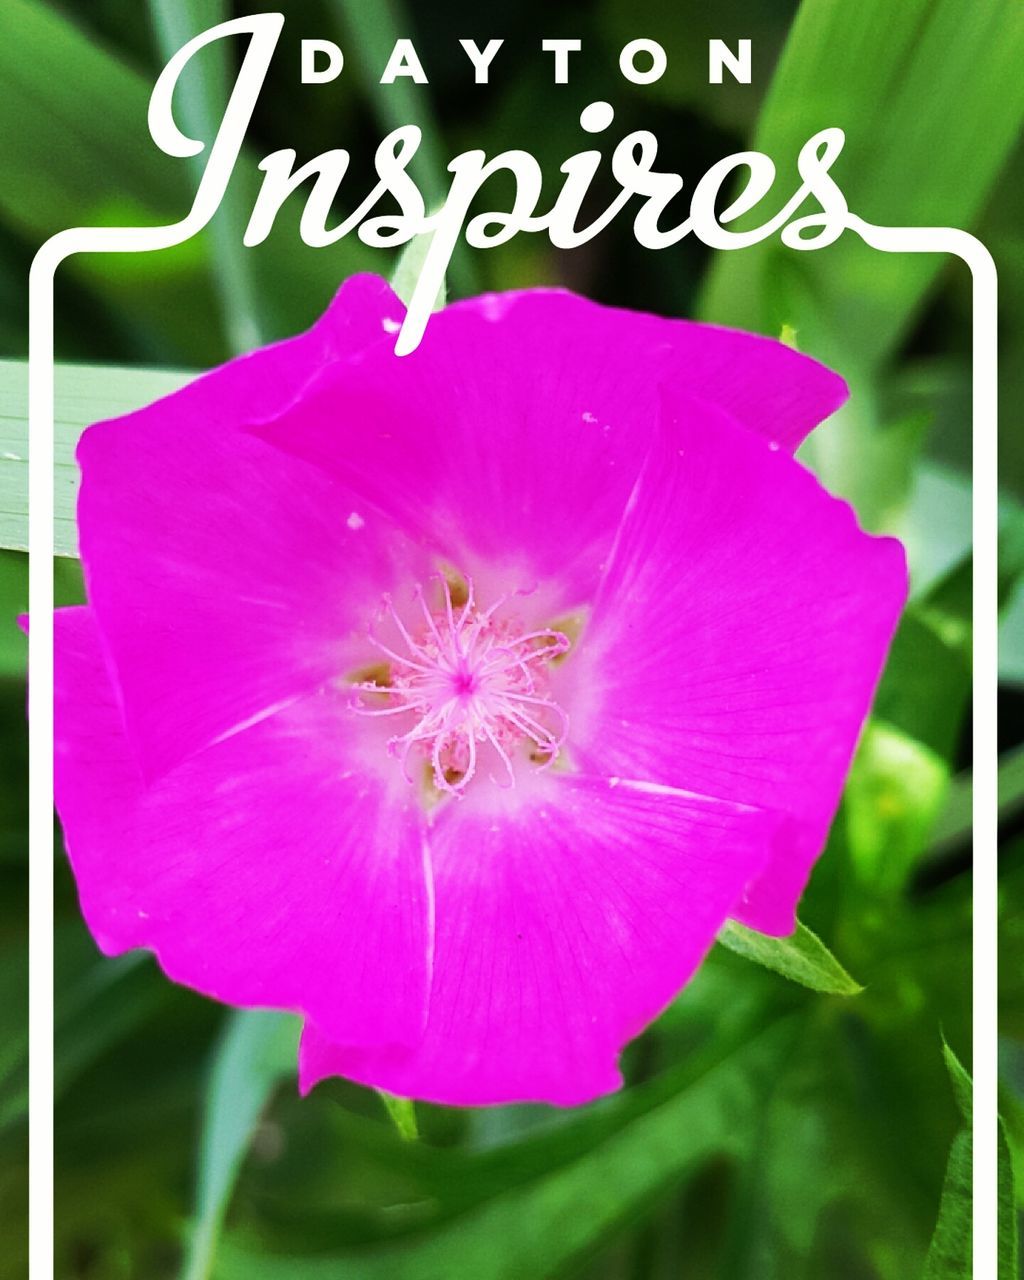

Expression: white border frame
xmin=27 ymin=214 xmax=997 ymax=1279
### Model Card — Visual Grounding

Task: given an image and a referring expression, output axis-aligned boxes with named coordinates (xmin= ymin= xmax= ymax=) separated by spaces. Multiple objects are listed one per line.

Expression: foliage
xmin=0 ymin=0 xmax=1020 ymax=1276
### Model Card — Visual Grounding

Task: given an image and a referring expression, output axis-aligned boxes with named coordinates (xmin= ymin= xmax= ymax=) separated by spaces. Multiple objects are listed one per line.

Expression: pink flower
xmin=53 ymin=276 xmax=906 ymax=1106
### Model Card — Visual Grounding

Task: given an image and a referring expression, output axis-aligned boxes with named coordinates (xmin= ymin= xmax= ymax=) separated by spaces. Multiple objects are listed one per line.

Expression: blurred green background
xmin=1 ymin=0 xmax=1022 ymax=1276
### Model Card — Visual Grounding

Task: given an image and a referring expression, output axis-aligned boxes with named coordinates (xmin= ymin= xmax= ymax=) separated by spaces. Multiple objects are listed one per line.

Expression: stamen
xmin=366 ymin=633 xmax=434 ymax=675
xmin=350 ymin=575 xmax=570 ymax=796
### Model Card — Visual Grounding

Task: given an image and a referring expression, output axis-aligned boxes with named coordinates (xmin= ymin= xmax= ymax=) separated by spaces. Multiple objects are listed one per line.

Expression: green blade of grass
xmin=181 ymin=1010 xmax=300 ymax=1280
xmin=0 ymin=358 xmax=193 ymax=557
xmin=330 ymin=0 xmax=478 ymax=296
xmin=0 ymin=0 xmax=220 ymax=363
xmin=145 ymin=0 xmax=264 ymax=353
xmin=700 ymin=0 xmax=1024 ymax=369
xmin=212 ymin=1015 xmax=797 ymax=1280
xmin=0 ymin=0 xmax=378 ymax=363
xmin=696 ymin=0 xmax=1024 ymax=531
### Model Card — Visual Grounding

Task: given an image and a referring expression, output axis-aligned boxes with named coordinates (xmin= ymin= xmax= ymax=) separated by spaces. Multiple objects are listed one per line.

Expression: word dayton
xmin=142 ymin=15 xmax=854 ymax=355
xmin=298 ymin=36 xmax=753 ymax=87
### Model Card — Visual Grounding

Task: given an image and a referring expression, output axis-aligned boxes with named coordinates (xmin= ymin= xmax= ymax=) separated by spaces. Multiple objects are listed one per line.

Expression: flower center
xmin=351 ymin=576 xmax=570 ymax=796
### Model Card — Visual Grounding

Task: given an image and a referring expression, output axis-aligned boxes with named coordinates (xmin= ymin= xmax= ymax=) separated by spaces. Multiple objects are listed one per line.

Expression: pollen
xmin=350 ymin=575 xmax=570 ymax=796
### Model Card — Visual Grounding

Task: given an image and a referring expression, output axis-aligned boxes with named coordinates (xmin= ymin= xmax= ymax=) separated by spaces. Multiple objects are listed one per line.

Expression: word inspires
xmin=143 ymin=16 xmax=853 ymax=357
xmin=300 ymin=38 xmax=752 ymax=88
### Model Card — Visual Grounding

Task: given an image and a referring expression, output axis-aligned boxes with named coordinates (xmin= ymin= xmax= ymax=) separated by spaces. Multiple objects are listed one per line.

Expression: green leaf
xmin=926 ymin=768 xmax=972 ymax=862
xmin=1 ymin=933 xmax=165 ymax=1134
xmin=941 ymin=1040 xmax=972 ymax=1125
xmin=697 ymin=0 xmax=1024 ymax=535
xmin=0 ymin=0 xmax=378 ymax=363
xmin=872 ymin=610 xmax=970 ymax=763
xmin=922 ymin=1042 xmax=973 ymax=1280
xmin=376 ymin=1091 xmax=418 ymax=1143
xmin=899 ymin=461 xmax=972 ymax=600
xmin=0 ymin=551 xmax=27 ymax=676
xmin=845 ymin=721 xmax=950 ymax=894
xmin=0 ymin=358 xmax=192 ymax=556
xmin=600 ymin=0 xmax=789 ymax=134
xmin=211 ymin=1016 xmax=797 ymax=1280
xmin=0 ymin=0 xmax=186 ymax=232
xmin=922 ymin=1129 xmax=972 ymax=1280
xmin=778 ymin=321 xmax=799 ymax=350
xmin=998 ymin=747 xmax=1024 ymax=831
xmin=181 ymin=1009 xmax=300 ymax=1280
xmin=329 ymin=0 xmax=477 ymax=298
xmin=1000 ymin=1111 xmax=1020 ymax=1280
xmin=699 ymin=0 xmax=1024 ymax=370
xmin=1001 ymin=589 xmax=1024 ymax=687
xmin=146 ymin=0 xmax=263 ymax=353
xmin=923 ymin=1045 xmax=1018 ymax=1280
xmin=1000 ymin=499 xmax=1024 ymax=606
xmin=54 ymin=945 xmax=166 ymax=1105
xmin=998 ymin=499 xmax=1024 ymax=683
xmin=717 ymin=920 xmax=862 ymax=996
xmin=0 ymin=0 xmax=221 ymax=363
xmin=0 ymin=940 xmax=28 ymax=1133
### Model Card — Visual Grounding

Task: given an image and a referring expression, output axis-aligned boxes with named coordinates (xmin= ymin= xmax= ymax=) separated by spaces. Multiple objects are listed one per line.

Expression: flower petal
xmin=572 ymin=390 xmax=907 ymax=935
xmin=446 ymin=290 xmax=846 ymax=450
xmin=75 ymin=273 xmax=411 ymax=779
xmin=299 ymin=774 xmax=776 ymax=1106
xmin=252 ymin=288 xmax=846 ymax=608
xmin=54 ymin=606 xmax=433 ymax=1048
xmin=77 ymin=408 xmax=430 ymax=780
xmin=132 ymin=273 xmax=404 ymax=431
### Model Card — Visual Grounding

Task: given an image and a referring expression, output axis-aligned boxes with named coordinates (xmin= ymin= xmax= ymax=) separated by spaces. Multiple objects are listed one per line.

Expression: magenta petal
xmin=299 ymin=774 xmax=776 ymax=1106
xmin=451 ymin=290 xmax=845 ymax=451
xmin=54 ymin=607 xmax=433 ymax=1047
xmin=572 ymin=390 xmax=907 ymax=935
xmin=54 ymin=278 xmax=882 ymax=1107
xmin=77 ymin=409 xmax=429 ymax=780
xmin=252 ymin=289 xmax=846 ymax=607
xmin=76 ymin=273 xmax=412 ymax=780
xmin=129 ymin=273 xmax=404 ymax=432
